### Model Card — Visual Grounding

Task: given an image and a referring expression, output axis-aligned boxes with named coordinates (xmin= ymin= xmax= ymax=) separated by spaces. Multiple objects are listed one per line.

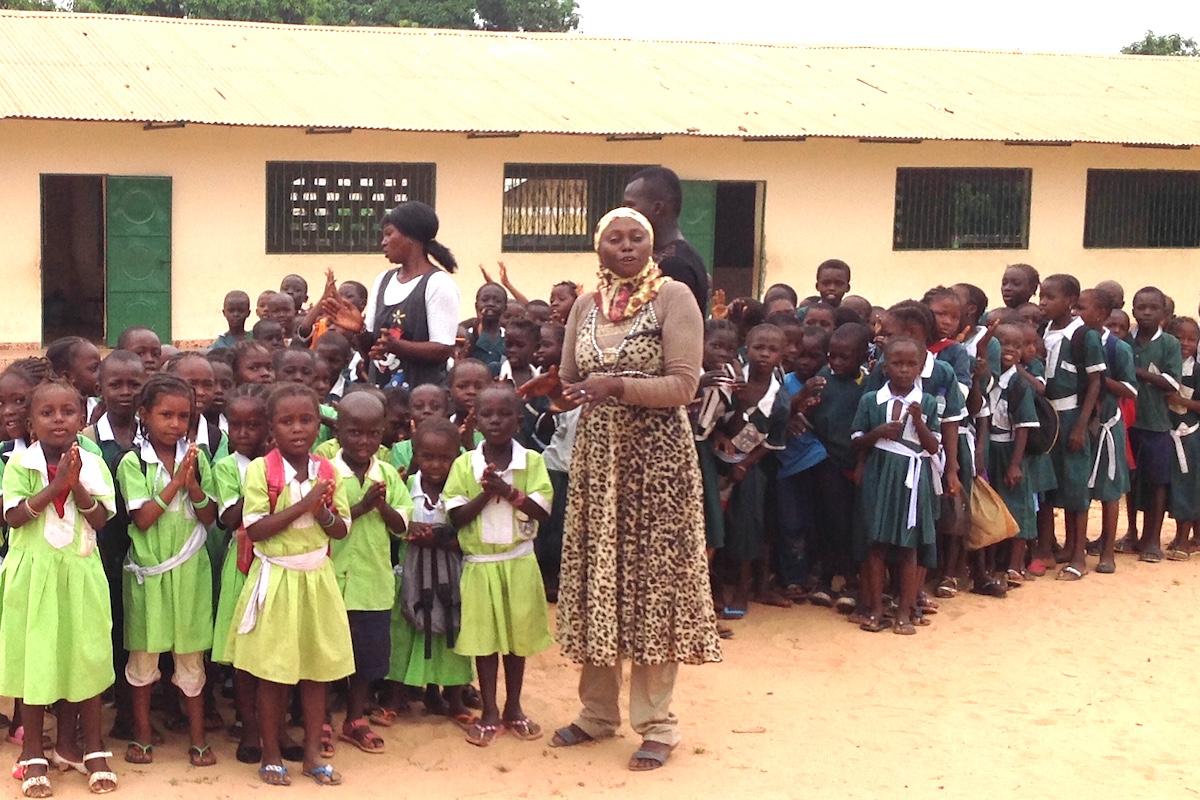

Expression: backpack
xmin=237 ymin=449 xmax=336 ymax=574
xmin=1010 ymin=373 xmax=1059 ymax=456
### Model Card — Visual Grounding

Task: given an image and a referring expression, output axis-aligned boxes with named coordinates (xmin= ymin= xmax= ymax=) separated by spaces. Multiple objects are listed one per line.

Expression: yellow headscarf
xmin=593 ymin=208 xmax=670 ymax=323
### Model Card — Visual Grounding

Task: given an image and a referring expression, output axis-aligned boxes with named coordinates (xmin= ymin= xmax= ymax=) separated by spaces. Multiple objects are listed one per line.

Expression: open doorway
xmin=41 ymin=175 xmax=105 ymax=343
xmin=712 ymin=182 xmax=762 ymax=300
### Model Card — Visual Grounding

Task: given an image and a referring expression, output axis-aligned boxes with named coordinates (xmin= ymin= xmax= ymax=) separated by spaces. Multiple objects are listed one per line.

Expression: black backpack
xmin=1010 ymin=373 xmax=1059 ymax=456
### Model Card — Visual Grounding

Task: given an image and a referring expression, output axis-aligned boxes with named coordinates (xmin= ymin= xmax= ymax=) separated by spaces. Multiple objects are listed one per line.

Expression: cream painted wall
xmin=2 ymin=119 xmax=1199 ymax=344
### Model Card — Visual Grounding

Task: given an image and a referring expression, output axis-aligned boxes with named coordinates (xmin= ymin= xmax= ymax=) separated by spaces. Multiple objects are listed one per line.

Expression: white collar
xmin=332 ymin=451 xmax=384 ymax=484
xmin=1146 ymin=326 xmax=1163 ymax=343
xmin=1045 ymin=316 xmax=1084 ymax=341
xmin=281 ymin=455 xmax=320 ymax=485
xmin=470 ymin=440 xmax=528 ymax=481
xmin=19 ymin=440 xmax=50 ymax=478
xmin=7 ymin=437 xmax=27 ymax=454
xmin=194 ymin=419 xmax=211 ymax=449
xmin=409 ymin=470 xmax=441 ymax=504
xmin=876 ymin=383 xmax=923 ymax=407
xmin=741 ymin=363 xmax=782 ymax=418
xmin=998 ymin=365 xmax=1018 ymax=389
xmin=498 ymin=359 xmax=541 ymax=383
xmin=232 ymin=451 xmax=253 ymax=470
xmin=96 ymin=414 xmax=115 ymax=442
xmin=139 ymin=436 xmax=188 ymax=472
xmin=921 ymin=351 xmax=935 ymax=379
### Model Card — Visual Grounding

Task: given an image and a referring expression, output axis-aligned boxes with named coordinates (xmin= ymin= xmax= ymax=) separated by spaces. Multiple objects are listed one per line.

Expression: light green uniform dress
xmin=0 ymin=444 xmax=116 ymax=704
xmin=388 ymin=472 xmax=474 ymax=687
xmin=444 ymin=442 xmax=554 ymax=658
xmin=330 ymin=453 xmax=412 ymax=610
xmin=226 ymin=455 xmax=354 ymax=684
xmin=851 ymin=385 xmax=941 ymax=551
xmin=117 ymin=440 xmax=217 ymax=655
xmin=210 ymin=452 xmax=253 ymax=665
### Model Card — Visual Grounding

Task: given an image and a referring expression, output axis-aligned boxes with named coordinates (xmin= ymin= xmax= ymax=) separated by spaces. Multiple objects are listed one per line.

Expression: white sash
xmin=1089 ymin=409 xmax=1123 ymax=488
xmin=123 ymin=522 xmax=207 ymax=585
xmin=463 ymin=539 xmax=534 ymax=564
xmin=237 ymin=546 xmax=328 ymax=634
xmin=1171 ymin=422 xmax=1200 ymax=474
xmin=1050 ymin=396 xmax=1078 ymax=412
xmin=873 ymin=439 xmax=940 ymax=530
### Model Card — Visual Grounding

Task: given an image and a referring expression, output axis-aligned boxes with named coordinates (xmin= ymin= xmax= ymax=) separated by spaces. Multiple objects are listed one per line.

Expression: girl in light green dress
xmin=225 ymin=383 xmax=352 ymax=787
xmin=1 ymin=381 xmax=118 ymax=796
xmin=445 ymin=386 xmax=553 ymax=748
xmin=117 ymin=374 xmax=219 ymax=769
xmin=211 ymin=385 xmax=272 ymax=765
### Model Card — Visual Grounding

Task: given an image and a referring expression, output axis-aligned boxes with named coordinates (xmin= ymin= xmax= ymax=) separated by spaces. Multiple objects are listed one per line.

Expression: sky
xmin=576 ymin=0 xmax=1200 ymax=54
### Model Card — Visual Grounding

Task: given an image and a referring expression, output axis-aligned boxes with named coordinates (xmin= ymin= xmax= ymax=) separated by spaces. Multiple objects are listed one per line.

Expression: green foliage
xmin=0 ymin=0 xmax=579 ymax=29
xmin=1122 ymin=30 xmax=1200 ymax=56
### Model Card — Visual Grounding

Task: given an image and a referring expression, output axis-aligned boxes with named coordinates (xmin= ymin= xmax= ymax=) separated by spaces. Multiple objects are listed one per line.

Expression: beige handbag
xmin=966 ymin=476 xmax=1020 ymax=551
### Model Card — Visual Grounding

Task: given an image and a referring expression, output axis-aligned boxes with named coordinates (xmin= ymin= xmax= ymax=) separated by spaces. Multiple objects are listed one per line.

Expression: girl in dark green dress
xmin=852 ymin=337 xmax=942 ymax=636
xmin=1165 ymin=317 xmax=1200 ymax=556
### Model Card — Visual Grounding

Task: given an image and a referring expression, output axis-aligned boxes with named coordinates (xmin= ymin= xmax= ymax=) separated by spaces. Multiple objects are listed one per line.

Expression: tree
xmin=1122 ymin=30 xmax=1200 ymax=56
xmin=0 ymin=0 xmax=579 ymax=29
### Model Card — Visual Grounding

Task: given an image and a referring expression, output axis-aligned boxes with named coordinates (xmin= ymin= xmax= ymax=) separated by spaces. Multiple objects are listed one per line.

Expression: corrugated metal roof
xmin=2 ymin=11 xmax=1200 ymax=145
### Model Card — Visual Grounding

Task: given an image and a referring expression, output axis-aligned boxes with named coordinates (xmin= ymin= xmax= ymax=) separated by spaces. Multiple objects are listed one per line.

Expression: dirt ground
xmin=10 ymin=515 xmax=1200 ymax=800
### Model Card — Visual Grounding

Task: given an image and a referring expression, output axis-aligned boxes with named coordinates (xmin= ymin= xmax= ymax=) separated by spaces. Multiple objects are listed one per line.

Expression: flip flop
xmin=859 ymin=614 xmax=889 ymax=633
xmin=834 ymin=596 xmax=857 ymax=614
xmin=934 ymin=578 xmax=959 ymax=598
xmin=550 ymin=724 xmax=594 ymax=748
xmin=368 ymin=707 xmax=400 ymax=728
xmin=258 ymin=764 xmax=290 ymax=786
xmin=1057 ymin=565 xmax=1085 ymax=581
xmin=1095 ymin=561 xmax=1117 ymax=574
xmin=301 ymin=764 xmax=342 ymax=786
xmin=719 ymin=607 xmax=746 ymax=620
xmin=1139 ymin=550 xmax=1164 ymax=564
xmin=319 ymin=723 xmax=336 ymax=758
xmin=465 ymin=721 xmax=504 ymax=748
xmin=807 ymin=591 xmax=833 ymax=608
xmin=893 ymin=619 xmax=917 ymax=635
xmin=451 ymin=713 xmax=476 ymax=732
xmin=504 ymin=717 xmax=543 ymax=741
xmin=1166 ymin=548 xmax=1190 ymax=562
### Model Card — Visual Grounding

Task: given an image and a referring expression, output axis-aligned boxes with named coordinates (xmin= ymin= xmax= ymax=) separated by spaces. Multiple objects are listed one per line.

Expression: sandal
xmin=188 ymin=744 xmax=216 ymax=768
xmin=1139 ymin=550 xmax=1164 ymax=564
xmin=893 ymin=619 xmax=917 ymax=636
xmin=1026 ymin=559 xmax=1048 ymax=577
xmin=550 ymin=724 xmax=594 ymax=748
xmin=934 ymin=577 xmax=959 ymax=598
xmin=49 ymin=750 xmax=87 ymax=775
xmin=1166 ymin=548 xmax=1190 ymax=562
xmin=259 ymin=763 xmax=290 ymax=786
xmin=368 ymin=707 xmax=400 ymax=727
xmin=462 ymin=685 xmax=482 ymax=710
xmin=504 ymin=717 xmax=543 ymax=741
xmin=1057 ymin=565 xmax=1086 ymax=581
xmin=628 ymin=742 xmax=674 ymax=772
xmin=834 ymin=596 xmax=857 ymax=614
xmin=718 ymin=606 xmax=746 ymax=620
xmin=123 ymin=741 xmax=152 ymax=765
xmin=319 ymin=724 xmax=336 ymax=758
xmin=465 ymin=721 xmax=504 ymax=748
xmin=451 ymin=713 xmax=477 ymax=732
xmin=970 ymin=578 xmax=1007 ymax=598
xmin=280 ymin=743 xmax=305 ymax=763
xmin=1005 ymin=568 xmax=1025 ymax=587
xmin=302 ymin=764 xmax=342 ymax=786
xmin=84 ymin=752 xmax=116 ymax=795
xmin=859 ymin=614 xmax=889 ymax=633
xmin=18 ymin=758 xmax=50 ymax=799
xmin=807 ymin=590 xmax=833 ymax=608
xmin=339 ymin=718 xmax=385 ymax=754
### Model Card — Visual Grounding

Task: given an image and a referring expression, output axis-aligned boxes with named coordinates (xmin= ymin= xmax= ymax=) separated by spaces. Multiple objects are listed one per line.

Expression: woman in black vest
xmin=326 ymin=202 xmax=461 ymax=388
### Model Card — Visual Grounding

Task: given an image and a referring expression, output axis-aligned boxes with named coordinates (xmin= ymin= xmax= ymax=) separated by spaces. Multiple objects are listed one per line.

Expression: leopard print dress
xmin=556 ymin=301 xmax=722 ymax=667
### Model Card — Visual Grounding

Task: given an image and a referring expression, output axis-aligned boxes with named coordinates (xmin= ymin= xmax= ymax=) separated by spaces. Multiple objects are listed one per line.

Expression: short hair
xmin=800 ymin=325 xmax=831 ymax=353
xmin=834 ymin=307 xmax=863 ymax=327
xmin=101 ymin=349 xmax=144 ymax=379
xmin=831 ymin=321 xmax=871 ymax=351
xmin=746 ymin=323 xmax=784 ymax=343
xmin=252 ymin=319 xmax=283 ymax=339
xmin=267 ymin=382 xmax=319 ymax=419
xmin=505 ymin=318 xmax=540 ymax=343
xmin=1168 ymin=316 xmax=1200 ymax=338
xmin=540 ymin=321 xmax=566 ymax=343
xmin=45 ymin=336 xmax=90 ymax=377
xmin=763 ymin=283 xmax=799 ymax=306
xmin=413 ymin=417 xmax=460 ymax=453
xmin=409 ymin=382 xmax=451 ymax=406
xmin=552 ymin=280 xmax=579 ymax=294
xmin=273 ymin=347 xmax=315 ymax=371
xmin=1083 ymin=287 xmax=1116 ymax=314
xmin=230 ymin=381 xmax=270 ymax=404
xmin=224 ymin=289 xmax=250 ymax=304
xmin=1041 ymin=274 xmax=1081 ymax=299
xmin=232 ymin=339 xmax=270 ymax=372
xmin=765 ymin=311 xmax=803 ymax=329
xmin=805 ymin=302 xmax=837 ymax=319
xmin=1133 ymin=285 xmax=1167 ymax=305
xmin=448 ymin=358 xmax=490 ymax=384
xmin=921 ymin=286 xmax=960 ymax=306
xmin=816 ymin=258 xmax=851 ymax=280
xmin=728 ymin=298 xmax=765 ymax=330
xmin=281 ymin=274 xmax=307 ymax=290
xmin=527 ymin=299 xmax=550 ymax=311
xmin=952 ymin=283 xmax=989 ymax=316
xmin=476 ymin=282 xmax=507 ymax=302
xmin=117 ymin=325 xmax=159 ymax=349
xmin=887 ymin=300 xmax=936 ymax=345
xmin=705 ymin=318 xmax=739 ymax=339
xmin=163 ymin=351 xmax=211 ymax=375
xmin=884 ymin=335 xmax=924 ymax=360
xmin=138 ymin=373 xmax=194 ymax=415
xmin=206 ymin=347 xmax=236 ymax=368
xmin=628 ymin=166 xmax=683 ymax=216
xmin=316 ymin=330 xmax=352 ymax=359
xmin=339 ymin=280 xmax=368 ymax=304
xmin=1006 ymin=263 xmax=1040 ymax=288
xmin=382 ymin=385 xmax=410 ymax=410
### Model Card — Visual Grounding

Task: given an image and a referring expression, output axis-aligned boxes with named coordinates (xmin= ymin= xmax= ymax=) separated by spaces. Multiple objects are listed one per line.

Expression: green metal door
xmin=679 ymin=180 xmax=717 ymax=275
xmin=105 ymin=176 xmax=171 ymax=346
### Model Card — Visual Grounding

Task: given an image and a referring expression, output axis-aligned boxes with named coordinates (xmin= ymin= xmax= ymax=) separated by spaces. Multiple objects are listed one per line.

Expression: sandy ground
xmin=10 ymin=516 xmax=1200 ymax=800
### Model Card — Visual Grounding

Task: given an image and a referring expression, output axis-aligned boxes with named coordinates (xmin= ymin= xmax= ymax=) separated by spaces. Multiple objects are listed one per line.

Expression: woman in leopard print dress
xmin=549 ymin=207 xmax=721 ymax=771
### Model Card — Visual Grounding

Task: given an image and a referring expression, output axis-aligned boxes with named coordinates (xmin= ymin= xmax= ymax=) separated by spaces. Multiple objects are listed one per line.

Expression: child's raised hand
xmin=481 ymin=464 xmax=510 ymax=498
xmin=321 ymin=269 xmax=338 ymax=302
xmin=363 ymin=480 xmax=387 ymax=510
xmin=906 ymin=402 xmax=924 ymax=423
xmin=518 ymin=365 xmax=561 ymax=400
xmin=698 ymin=370 xmax=732 ymax=390
xmin=478 ymin=263 xmax=495 ymax=285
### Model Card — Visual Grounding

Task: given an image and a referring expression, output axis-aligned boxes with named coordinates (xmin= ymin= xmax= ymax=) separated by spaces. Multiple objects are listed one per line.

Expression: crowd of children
xmin=0 ymin=254 xmax=1195 ymax=794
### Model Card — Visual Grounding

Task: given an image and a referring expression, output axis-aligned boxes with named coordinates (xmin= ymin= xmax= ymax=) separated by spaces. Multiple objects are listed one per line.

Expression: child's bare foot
xmin=503 ymin=716 xmax=543 ymax=741
xmin=1096 ymin=557 xmax=1116 ymax=574
xmin=188 ymin=744 xmax=216 ymax=767
xmin=893 ymin=618 xmax=917 ymax=636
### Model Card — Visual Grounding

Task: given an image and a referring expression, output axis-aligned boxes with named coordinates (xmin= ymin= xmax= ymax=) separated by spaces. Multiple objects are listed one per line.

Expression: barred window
xmin=893 ymin=168 xmax=1031 ymax=250
xmin=502 ymin=164 xmax=651 ymax=252
xmin=1084 ymin=169 xmax=1200 ymax=248
xmin=266 ymin=162 xmax=436 ymax=254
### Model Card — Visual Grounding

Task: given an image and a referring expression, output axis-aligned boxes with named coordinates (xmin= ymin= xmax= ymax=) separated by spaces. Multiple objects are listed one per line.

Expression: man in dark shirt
xmin=622 ymin=167 xmax=710 ymax=316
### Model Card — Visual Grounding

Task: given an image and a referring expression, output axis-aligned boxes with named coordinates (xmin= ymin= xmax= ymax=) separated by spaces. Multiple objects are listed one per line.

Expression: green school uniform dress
xmin=331 ymin=454 xmax=412 ymax=610
xmin=117 ymin=440 xmax=217 ymax=655
xmin=987 ymin=368 xmax=1039 ymax=540
xmin=388 ymin=472 xmax=475 ymax=688
xmin=444 ymin=442 xmax=554 ymax=658
xmin=1168 ymin=356 xmax=1200 ymax=522
xmin=722 ymin=369 xmax=789 ymax=562
xmin=210 ymin=452 xmax=251 ymax=665
xmin=1090 ymin=334 xmax=1136 ymax=502
xmin=226 ymin=455 xmax=354 ymax=684
xmin=1022 ymin=360 xmax=1058 ymax=495
xmin=811 ymin=366 xmax=867 ymax=473
xmin=851 ymin=385 xmax=941 ymax=551
xmin=690 ymin=376 xmax=734 ymax=550
xmin=1131 ymin=327 xmax=1184 ymax=504
xmin=0 ymin=444 xmax=116 ymax=705
xmin=1043 ymin=318 xmax=1106 ymax=512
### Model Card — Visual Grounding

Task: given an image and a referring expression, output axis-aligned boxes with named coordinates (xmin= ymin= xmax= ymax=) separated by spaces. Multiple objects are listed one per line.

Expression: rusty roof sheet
xmin=2 ymin=11 xmax=1199 ymax=145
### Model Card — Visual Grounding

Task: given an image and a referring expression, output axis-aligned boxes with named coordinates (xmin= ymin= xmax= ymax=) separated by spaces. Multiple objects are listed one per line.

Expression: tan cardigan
xmin=560 ymin=281 xmax=702 ymax=408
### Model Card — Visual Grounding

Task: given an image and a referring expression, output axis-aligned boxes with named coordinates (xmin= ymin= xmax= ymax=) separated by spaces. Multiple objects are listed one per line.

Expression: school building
xmin=3 ymin=11 xmax=1200 ymax=347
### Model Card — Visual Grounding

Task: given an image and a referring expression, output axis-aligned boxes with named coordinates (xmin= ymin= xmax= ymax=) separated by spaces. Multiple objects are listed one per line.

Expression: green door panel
xmin=679 ymin=180 xmax=717 ymax=275
xmin=106 ymin=176 xmax=171 ymax=346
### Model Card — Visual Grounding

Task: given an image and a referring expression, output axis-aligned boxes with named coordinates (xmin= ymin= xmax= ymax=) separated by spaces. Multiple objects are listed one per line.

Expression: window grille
xmin=502 ymin=163 xmax=651 ymax=252
xmin=1084 ymin=169 xmax=1200 ymax=248
xmin=266 ymin=162 xmax=436 ymax=253
xmin=893 ymin=168 xmax=1031 ymax=250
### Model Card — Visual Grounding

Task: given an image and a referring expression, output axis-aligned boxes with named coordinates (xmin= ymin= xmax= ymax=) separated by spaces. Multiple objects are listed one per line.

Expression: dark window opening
xmin=41 ymin=175 xmax=105 ymax=343
xmin=712 ymin=182 xmax=759 ymax=301
xmin=1084 ymin=169 xmax=1200 ymax=248
xmin=501 ymin=163 xmax=651 ymax=252
xmin=266 ymin=161 xmax=436 ymax=254
xmin=893 ymin=167 xmax=1031 ymax=250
